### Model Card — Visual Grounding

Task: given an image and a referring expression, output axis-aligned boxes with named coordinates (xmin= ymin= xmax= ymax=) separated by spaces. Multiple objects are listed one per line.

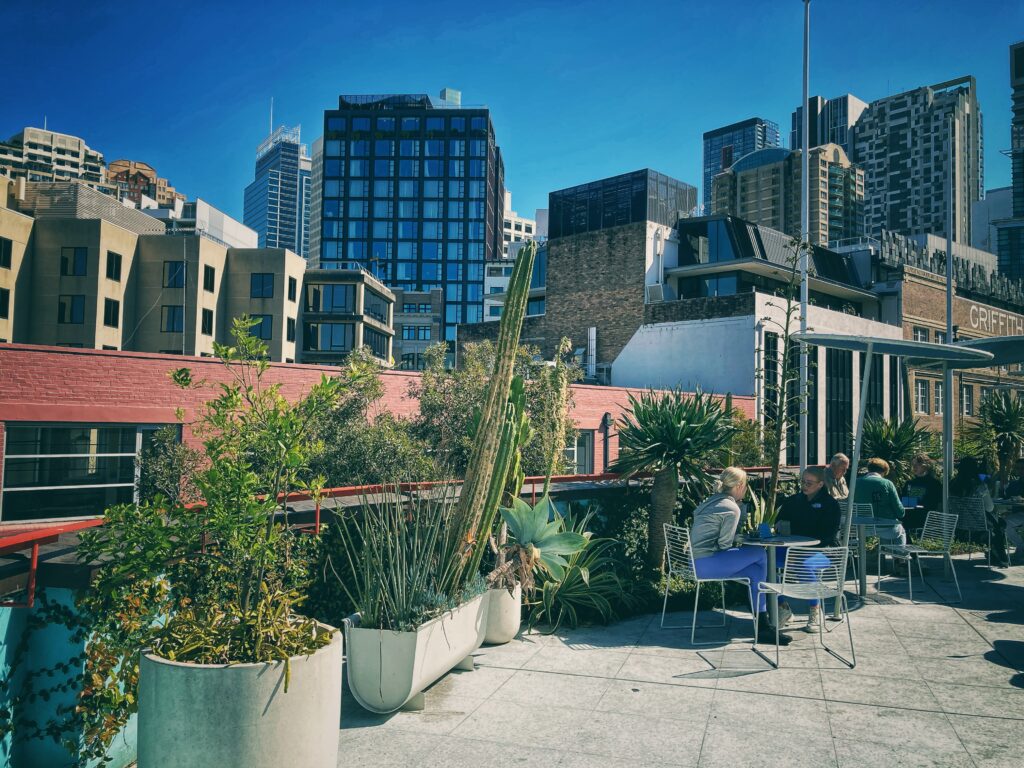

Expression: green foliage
xmin=528 ymin=511 xmax=639 ymax=631
xmin=322 ymin=488 xmax=487 ymax=632
xmin=742 ymin=489 xmax=777 ymax=532
xmin=494 ymin=495 xmax=587 ymax=593
xmin=611 ymin=388 xmax=737 ymax=568
xmin=857 ymin=415 xmax=932 ymax=488
xmin=970 ymin=391 xmax=1024 ymax=485
xmin=726 ymin=413 xmax=767 ymax=469
xmin=66 ymin=316 xmax=357 ymax=762
xmin=137 ymin=425 xmax=202 ymax=504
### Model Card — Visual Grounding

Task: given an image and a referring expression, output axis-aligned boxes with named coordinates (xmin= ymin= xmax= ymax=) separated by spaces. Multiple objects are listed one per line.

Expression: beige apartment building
xmin=0 ymin=180 xmax=393 ymax=364
xmin=0 ymin=127 xmax=112 ymax=194
xmin=711 ymin=143 xmax=864 ymax=246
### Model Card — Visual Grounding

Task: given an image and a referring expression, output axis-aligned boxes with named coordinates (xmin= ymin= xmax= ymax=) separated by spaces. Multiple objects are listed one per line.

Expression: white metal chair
xmin=879 ymin=511 xmax=961 ymax=603
xmin=949 ymin=496 xmax=991 ymax=566
xmin=845 ymin=502 xmax=875 ymax=584
xmin=758 ymin=546 xmax=855 ymax=669
xmin=662 ymin=523 xmax=757 ymax=645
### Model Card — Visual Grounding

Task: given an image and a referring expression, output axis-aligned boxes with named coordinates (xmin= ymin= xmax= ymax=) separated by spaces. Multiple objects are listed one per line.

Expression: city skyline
xmin=2 ymin=1 xmax=1022 ymax=225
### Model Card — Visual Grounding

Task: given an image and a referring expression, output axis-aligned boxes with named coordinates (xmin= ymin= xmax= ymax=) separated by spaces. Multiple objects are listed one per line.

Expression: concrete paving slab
xmin=948 ymin=713 xmax=1024 ymax=767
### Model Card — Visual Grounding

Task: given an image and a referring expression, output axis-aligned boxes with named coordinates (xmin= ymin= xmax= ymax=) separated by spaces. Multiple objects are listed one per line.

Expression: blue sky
xmin=4 ymin=1 xmax=1022 ymax=221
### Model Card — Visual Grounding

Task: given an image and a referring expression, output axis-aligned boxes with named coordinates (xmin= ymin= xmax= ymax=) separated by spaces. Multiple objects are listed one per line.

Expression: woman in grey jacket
xmin=691 ymin=467 xmax=791 ymax=644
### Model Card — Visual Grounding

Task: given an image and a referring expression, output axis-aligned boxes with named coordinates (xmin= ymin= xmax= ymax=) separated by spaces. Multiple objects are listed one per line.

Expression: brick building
xmin=0 ymin=344 xmax=754 ymax=522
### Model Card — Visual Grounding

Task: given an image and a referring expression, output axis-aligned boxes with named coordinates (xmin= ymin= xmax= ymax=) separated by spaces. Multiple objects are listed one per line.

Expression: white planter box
xmin=137 ymin=625 xmax=342 ymax=768
xmin=344 ymin=592 xmax=488 ymax=714
xmin=484 ymin=584 xmax=522 ymax=645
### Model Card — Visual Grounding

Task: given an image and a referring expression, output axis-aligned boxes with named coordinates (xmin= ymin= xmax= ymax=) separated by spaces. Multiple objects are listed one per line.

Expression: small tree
xmin=857 ymin=415 xmax=932 ymax=489
xmin=137 ymin=424 xmax=202 ymax=504
xmin=970 ymin=391 xmax=1024 ymax=487
xmin=611 ymin=388 xmax=736 ymax=569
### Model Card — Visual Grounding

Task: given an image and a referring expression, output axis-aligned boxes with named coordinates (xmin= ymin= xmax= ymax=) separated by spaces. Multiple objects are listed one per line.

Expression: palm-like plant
xmin=857 ymin=415 xmax=932 ymax=489
xmin=972 ymin=391 xmax=1024 ymax=487
xmin=610 ymin=388 xmax=736 ymax=568
xmin=496 ymin=495 xmax=587 ymax=593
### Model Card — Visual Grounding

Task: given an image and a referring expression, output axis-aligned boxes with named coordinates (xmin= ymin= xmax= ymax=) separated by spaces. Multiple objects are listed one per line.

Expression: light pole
xmin=799 ymin=0 xmax=811 ymax=472
xmin=943 ymin=117 xmax=956 ymax=518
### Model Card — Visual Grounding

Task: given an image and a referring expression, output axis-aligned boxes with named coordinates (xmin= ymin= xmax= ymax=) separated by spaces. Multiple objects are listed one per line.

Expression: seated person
xmin=853 ymin=457 xmax=907 ymax=546
xmin=902 ymin=453 xmax=943 ymax=535
xmin=951 ymin=457 xmax=1009 ymax=567
xmin=691 ymin=466 xmax=791 ymax=645
xmin=1005 ymin=458 xmax=1024 ymax=499
xmin=776 ymin=467 xmax=841 ymax=632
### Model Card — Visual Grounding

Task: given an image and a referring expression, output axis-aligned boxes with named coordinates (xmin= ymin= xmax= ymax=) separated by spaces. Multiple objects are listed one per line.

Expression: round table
xmin=851 ymin=516 xmax=900 ymax=597
xmin=741 ymin=535 xmax=820 ymax=626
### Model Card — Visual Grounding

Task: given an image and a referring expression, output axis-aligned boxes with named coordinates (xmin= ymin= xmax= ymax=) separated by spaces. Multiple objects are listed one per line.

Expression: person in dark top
xmin=775 ymin=467 xmax=842 ymax=632
xmin=902 ymin=453 xmax=943 ymax=536
xmin=1005 ymin=458 xmax=1024 ymax=498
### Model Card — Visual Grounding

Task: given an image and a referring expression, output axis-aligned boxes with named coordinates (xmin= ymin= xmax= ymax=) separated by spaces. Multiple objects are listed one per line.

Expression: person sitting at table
xmin=690 ymin=466 xmax=792 ymax=645
xmin=776 ymin=467 xmax=842 ymax=632
xmin=1001 ymin=458 xmax=1024 ymax=563
xmin=1005 ymin=458 xmax=1024 ymax=499
xmin=951 ymin=457 xmax=1009 ymax=567
xmin=824 ymin=453 xmax=850 ymax=501
xmin=853 ymin=458 xmax=907 ymax=546
xmin=902 ymin=453 xmax=943 ymax=536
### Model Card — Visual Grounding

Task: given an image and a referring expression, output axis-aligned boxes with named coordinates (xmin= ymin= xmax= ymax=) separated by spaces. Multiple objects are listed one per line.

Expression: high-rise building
xmin=852 ymin=76 xmax=983 ymax=245
xmin=0 ymin=127 xmax=112 ymax=194
xmin=243 ymin=125 xmax=312 ymax=259
xmin=791 ymin=94 xmax=868 ymax=156
xmin=972 ymin=187 xmax=1012 ymax=254
xmin=107 ymin=159 xmax=185 ymax=207
xmin=548 ymin=169 xmax=697 ymax=240
xmin=501 ymin=191 xmax=536 ymax=257
xmin=701 ymin=118 xmax=781 ymax=211
xmin=995 ymin=41 xmax=1024 ymax=280
xmin=312 ymin=89 xmax=505 ymax=351
xmin=711 ymin=144 xmax=864 ymax=246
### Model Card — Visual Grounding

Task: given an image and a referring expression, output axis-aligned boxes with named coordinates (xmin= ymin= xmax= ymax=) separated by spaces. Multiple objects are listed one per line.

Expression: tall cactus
xmin=456 ymin=240 xmax=538 ymax=552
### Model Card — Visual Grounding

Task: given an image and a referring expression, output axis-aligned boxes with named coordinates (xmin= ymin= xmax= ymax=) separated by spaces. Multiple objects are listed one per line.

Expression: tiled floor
xmin=338 ymin=558 xmax=1024 ymax=767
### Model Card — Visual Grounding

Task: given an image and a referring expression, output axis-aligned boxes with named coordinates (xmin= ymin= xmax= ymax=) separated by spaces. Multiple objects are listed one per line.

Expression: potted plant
xmin=79 ymin=318 xmax=362 ymax=768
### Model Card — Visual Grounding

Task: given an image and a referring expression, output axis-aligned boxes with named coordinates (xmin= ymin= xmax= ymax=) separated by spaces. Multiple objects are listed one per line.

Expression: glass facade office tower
xmin=996 ymin=41 xmax=1024 ymax=280
xmin=853 ymin=77 xmax=983 ymax=245
xmin=243 ymin=126 xmax=312 ymax=259
xmin=701 ymin=118 xmax=781 ymax=211
xmin=548 ymin=169 xmax=697 ymax=240
xmin=312 ymin=91 xmax=505 ymax=345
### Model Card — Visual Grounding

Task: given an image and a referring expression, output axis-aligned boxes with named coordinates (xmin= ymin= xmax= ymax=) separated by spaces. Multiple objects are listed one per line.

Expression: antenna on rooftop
xmin=43 ymin=115 xmax=47 ymax=131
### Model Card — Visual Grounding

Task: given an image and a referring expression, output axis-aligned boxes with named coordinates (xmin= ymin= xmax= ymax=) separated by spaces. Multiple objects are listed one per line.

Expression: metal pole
xmin=943 ymin=117 xmax=955 ymax=516
xmin=799 ymin=0 xmax=811 ymax=472
xmin=842 ymin=341 xmax=874 ymax=555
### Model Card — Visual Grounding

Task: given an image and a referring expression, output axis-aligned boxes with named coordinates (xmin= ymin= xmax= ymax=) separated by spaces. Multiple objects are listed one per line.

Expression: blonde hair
xmin=715 ymin=466 xmax=748 ymax=495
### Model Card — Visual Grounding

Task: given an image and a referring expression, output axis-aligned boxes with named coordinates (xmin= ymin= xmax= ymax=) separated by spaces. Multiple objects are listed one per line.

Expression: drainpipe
xmin=601 ymin=412 xmax=613 ymax=472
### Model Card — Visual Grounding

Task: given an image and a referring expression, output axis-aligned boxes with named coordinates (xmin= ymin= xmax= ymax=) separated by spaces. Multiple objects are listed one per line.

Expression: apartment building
xmin=107 ymin=159 xmax=185 ymax=207
xmin=302 ymin=268 xmax=395 ymax=365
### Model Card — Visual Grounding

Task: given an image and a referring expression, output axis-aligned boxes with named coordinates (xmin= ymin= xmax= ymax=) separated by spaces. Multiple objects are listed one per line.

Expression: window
xmin=0 ymin=237 xmax=12 ymax=268
xmin=288 ymin=277 xmax=297 ymax=302
xmin=163 ymin=261 xmax=185 ymax=288
xmin=305 ymin=284 xmax=355 ymax=313
xmin=934 ymin=331 xmax=946 ymax=344
xmin=961 ymin=384 xmax=975 ymax=416
xmin=250 ymin=315 xmax=272 ymax=340
xmin=58 ymin=295 xmax=85 ymax=324
xmin=250 ymin=273 xmax=274 ymax=298
xmin=912 ymin=327 xmax=929 ymax=343
xmin=203 ymin=265 xmax=215 ymax=292
xmin=287 ymin=317 xmax=296 ymax=342
xmin=0 ymin=424 xmax=150 ymax=522
xmin=103 ymin=298 xmax=119 ymax=328
xmin=935 ymin=381 xmax=944 ymax=416
xmin=161 ymin=305 xmax=184 ymax=332
xmin=106 ymin=251 xmax=122 ymax=281
xmin=303 ymin=322 xmax=354 ymax=352
xmin=912 ymin=379 xmax=930 ymax=414
xmin=61 ymin=247 xmax=87 ymax=276
xmin=364 ymin=290 xmax=389 ymax=323
xmin=981 ymin=386 xmax=995 ymax=405
xmin=201 ymin=308 xmax=213 ymax=336
xmin=526 ymin=297 xmax=545 ymax=316
xmin=564 ymin=431 xmax=595 ymax=475
xmin=363 ymin=327 xmax=389 ymax=359
xmin=0 ymin=287 xmax=9 ymax=319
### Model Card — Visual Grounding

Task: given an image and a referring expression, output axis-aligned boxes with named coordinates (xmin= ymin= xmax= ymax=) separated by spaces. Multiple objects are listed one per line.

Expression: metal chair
xmin=758 ymin=546 xmax=855 ymax=669
xmin=879 ymin=511 xmax=961 ymax=603
xmin=662 ymin=523 xmax=757 ymax=645
xmin=846 ymin=502 xmax=875 ymax=584
xmin=949 ymin=496 xmax=991 ymax=566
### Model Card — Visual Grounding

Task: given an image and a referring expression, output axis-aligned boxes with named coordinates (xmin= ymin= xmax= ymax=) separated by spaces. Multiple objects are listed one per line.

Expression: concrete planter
xmin=344 ymin=592 xmax=488 ymax=714
xmin=484 ymin=584 xmax=522 ymax=645
xmin=137 ymin=624 xmax=342 ymax=768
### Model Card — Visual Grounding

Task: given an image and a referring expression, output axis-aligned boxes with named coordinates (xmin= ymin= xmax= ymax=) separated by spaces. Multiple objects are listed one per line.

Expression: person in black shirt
xmin=776 ymin=467 xmax=842 ymax=632
xmin=902 ymin=454 xmax=943 ymax=537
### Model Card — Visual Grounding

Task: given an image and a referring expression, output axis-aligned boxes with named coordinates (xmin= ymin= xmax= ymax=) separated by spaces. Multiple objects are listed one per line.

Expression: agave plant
xmin=493 ymin=495 xmax=587 ymax=594
xmin=856 ymin=415 xmax=932 ymax=489
xmin=610 ymin=388 xmax=736 ymax=568
xmin=971 ymin=391 xmax=1024 ymax=487
xmin=742 ymin=489 xmax=777 ymax=533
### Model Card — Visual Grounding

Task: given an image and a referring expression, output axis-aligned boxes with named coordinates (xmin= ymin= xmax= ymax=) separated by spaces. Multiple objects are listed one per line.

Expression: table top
xmin=852 ymin=516 xmax=900 ymax=526
xmin=741 ymin=535 xmax=820 ymax=547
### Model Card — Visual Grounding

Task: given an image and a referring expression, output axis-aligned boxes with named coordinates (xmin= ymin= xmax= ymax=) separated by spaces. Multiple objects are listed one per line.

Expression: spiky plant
xmin=971 ymin=391 xmax=1024 ymax=487
xmin=856 ymin=415 xmax=932 ymax=489
xmin=610 ymin=388 xmax=736 ymax=568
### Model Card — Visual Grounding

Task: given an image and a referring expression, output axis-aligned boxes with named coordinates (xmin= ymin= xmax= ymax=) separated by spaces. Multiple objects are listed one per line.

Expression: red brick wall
xmin=0 ymin=344 xmax=754 ymax=472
